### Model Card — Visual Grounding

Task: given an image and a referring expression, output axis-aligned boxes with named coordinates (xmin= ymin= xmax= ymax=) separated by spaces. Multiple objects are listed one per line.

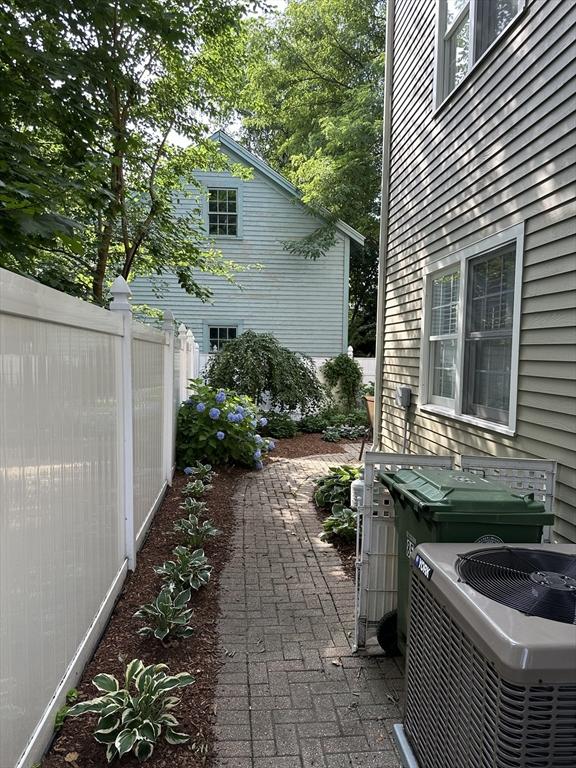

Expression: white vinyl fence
xmin=0 ymin=269 xmax=200 ymax=768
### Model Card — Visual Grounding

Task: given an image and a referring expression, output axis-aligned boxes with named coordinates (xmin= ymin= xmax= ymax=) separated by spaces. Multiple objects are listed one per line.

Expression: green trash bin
xmin=378 ymin=468 xmax=555 ymax=654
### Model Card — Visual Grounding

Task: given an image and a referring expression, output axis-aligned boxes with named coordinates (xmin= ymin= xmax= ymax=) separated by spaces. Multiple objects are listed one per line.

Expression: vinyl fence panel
xmin=0 ymin=269 xmax=187 ymax=768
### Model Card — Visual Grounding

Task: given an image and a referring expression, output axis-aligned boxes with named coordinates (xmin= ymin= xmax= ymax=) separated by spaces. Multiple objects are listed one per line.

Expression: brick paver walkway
xmin=213 ymin=448 xmax=403 ymax=768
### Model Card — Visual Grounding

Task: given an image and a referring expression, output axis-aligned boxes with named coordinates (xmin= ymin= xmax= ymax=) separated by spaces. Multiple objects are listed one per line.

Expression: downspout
xmin=373 ymin=0 xmax=396 ymax=450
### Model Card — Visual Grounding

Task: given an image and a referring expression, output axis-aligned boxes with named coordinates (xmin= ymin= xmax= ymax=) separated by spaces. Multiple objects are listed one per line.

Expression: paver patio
xmin=213 ymin=447 xmax=404 ymax=768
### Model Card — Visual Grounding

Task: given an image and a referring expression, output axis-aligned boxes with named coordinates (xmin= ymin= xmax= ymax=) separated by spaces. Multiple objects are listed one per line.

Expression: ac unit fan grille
xmin=457 ymin=547 xmax=576 ymax=624
xmin=405 ymin=573 xmax=576 ymax=768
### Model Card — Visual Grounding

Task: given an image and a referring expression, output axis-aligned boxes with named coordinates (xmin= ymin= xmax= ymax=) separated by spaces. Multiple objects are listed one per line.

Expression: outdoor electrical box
xmin=395 ymin=385 xmax=411 ymax=409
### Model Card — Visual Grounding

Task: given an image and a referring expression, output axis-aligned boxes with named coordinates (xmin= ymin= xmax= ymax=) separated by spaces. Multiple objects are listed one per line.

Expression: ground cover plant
xmin=320 ymin=505 xmax=357 ymax=543
xmin=205 ymin=330 xmax=322 ymax=412
xmin=134 ymin=588 xmax=195 ymax=643
xmin=154 ymin=546 xmax=212 ymax=592
xmin=260 ymin=411 xmax=298 ymax=438
xmin=177 ymin=380 xmax=273 ymax=469
xmin=313 ymin=465 xmax=362 ymax=510
xmin=299 ymin=404 xmax=368 ymax=434
xmin=173 ymin=515 xmax=220 ymax=550
xmin=322 ymin=424 xmax=367 ymax=442
xmin=66 ymin=660 xmax=195 ymax=762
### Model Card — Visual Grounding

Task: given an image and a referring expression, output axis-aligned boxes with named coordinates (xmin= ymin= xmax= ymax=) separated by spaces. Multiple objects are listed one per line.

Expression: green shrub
xmin=66 ymin=660 xmax=195 ymax=762
xmin=321 ymin=354 xmax=363 ymax=412
xmin=134 ymin=587 xmax=194 ymax=642
xmin=322 ymin=424 xmax=367 ymax=442
xmin=154 ymin=546 xmax=212 ymax=592
xmin=177 ymin=380 xmax=272 ymax=469
xmin=205 ymin=330 xmax=322 ymax=412
xmin=313 ymin=465 xmax=361 ymax=510
xmin=173 ymin=514 xmax=220 ymax=549
xmin=320 ymin=505 xmax=357 ymax=542
xmin=260 ymin=411 xmax=298 ymax=438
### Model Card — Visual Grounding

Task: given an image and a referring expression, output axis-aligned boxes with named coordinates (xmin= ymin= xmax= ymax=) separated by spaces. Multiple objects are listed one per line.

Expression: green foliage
xmin=320 ymin=505 xmax=357 ymax=543
xmin=173 ymin=515 xmax=220 ymax=550
xmin=321 ymin=354 xmax=363 ymax=412
xmin=66 ymin=659 xmax=195 ymax=762
xmin=181 ymin=479 xmax=210 ymax=499
xmin=54 ymin=689 xmax=79 ymax=731
xmin=134 ymin=587 xmax=194 ymax=643
xmin=314 ymin=465 xmax=361 ymax=510
xmin=299 ymin=404 xmax=368 ymax=433
xmin=182 ymin=462 xmax=215 ymax=483
xmin=362 ymin=382 xmax=375 ymax=397
xmin=205 ymin=331 xmax=322 ymax=412
xmin=322 ymin=424 xmax=367 ymax=442
xmin=0 ymin=0 xmax=255 ymax=302
xmin=179 ymin=498 xmax=208 ymax=517
xmin=154 ymin=547 xmax=212 ymax=592
xmin=260 ymin=411 xmax=298 ymax=439
xmin=177 ymin=380 xmax=272 ymax=469
xmin=237 ymin=0 xmax=386 ymax=353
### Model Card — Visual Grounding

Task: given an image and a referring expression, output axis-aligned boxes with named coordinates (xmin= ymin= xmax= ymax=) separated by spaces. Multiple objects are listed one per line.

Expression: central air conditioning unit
xmin=395 ymin=543 xmax=576 ymax=768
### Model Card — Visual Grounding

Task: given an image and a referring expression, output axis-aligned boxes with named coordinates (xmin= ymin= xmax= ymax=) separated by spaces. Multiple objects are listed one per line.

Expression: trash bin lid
xmin=378 ymin=468 xmax=552 ymax=521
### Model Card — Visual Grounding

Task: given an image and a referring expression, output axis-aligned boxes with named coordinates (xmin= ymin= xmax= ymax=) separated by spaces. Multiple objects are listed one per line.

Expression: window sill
xmin=418 ymin=404 xmax=516 ymax=437
xmin=433 ymin=4 xmax=528 ymax=118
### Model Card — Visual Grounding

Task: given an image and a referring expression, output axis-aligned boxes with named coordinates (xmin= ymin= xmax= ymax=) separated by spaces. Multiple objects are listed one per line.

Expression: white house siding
xmin=130 ymin=151 xmax=349 ymax=358
xmin=379 ymin=0 xmax=576 ymax=542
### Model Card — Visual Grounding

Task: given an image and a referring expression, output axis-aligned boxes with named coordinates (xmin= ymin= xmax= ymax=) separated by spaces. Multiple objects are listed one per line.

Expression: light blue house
xmin=130 ymin=131 xmax=364 ymax=357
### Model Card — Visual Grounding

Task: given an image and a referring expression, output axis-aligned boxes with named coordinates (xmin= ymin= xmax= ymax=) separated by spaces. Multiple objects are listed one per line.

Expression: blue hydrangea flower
xmin=253 ymin=449 xmax=262 ymax=460
xmin=254 ymin=434 xmax=263 ymax=445
xmin=258 ymin=417 xmax=268 ymax=427
xmin=196 ymin=402 xmax=206 ymax=413
xmin=215 ymin=390 xmax=226 ymax=404
xmin=227 ymin=412 xmax=237 ymax=422
xmin=235 ymin=405 xmax=245 ymax=415
xmin=209 ymin=407 xmax=220 ymax=420
xmin=255 ymin=460 xmax=263 ymax=470
xmin=268 ymin=440 xmax=276 ymax=451
xmin=216 ymin=431 xmax=225 ymax=440
xmin=186 ymin=397 xmax=194 ymax=405
xmin=184 ymin=467 xmax=194 ymax=475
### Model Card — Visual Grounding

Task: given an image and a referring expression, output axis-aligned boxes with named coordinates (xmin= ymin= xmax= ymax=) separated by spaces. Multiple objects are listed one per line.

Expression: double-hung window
xmin=435 ymin=0 xmax=525 ymax=104
xmin=420 ymin=226 xmax=523 ymax=433
xmin=208 ymin=188 xmax=238 ymax=237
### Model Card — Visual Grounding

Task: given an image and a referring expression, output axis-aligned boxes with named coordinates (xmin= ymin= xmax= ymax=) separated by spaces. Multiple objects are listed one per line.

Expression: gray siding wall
xmin=130 ymin=149 xmax=349 ymax=358
xmin=380 ymin=0 xmax=576 ymax=541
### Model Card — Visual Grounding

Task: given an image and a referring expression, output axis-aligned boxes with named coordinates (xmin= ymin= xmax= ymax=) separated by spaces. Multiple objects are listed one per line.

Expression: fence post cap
xmin=110 ymin=275 xmax=132 ymax=311
xmin=347 ymin=345 xmax=354 ymax=358
xmin=178 ymin=323 xmax=187 ymax=338
xmin=162 ymin=309 xmax=175 ymax=331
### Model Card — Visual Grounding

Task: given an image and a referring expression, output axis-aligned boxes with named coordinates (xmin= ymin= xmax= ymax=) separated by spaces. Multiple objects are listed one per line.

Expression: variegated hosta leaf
xmin=164 ymin=727 xmax=190 ymax=745
xmin=95 ymin=712 xmax=121 ymax=734
xmin=125 ymin=659 xmax=145 ymax=688
xmin=134 ymin=739 xmax=154 ymax=761
xmin=92 ymin=673 xmax=119 ymax=693
xmin=115 ymin=728 xmax=138 ymax=757
xmin=67 ymin=697 xmax=106 ymax=717
xmin=105 ymin=743 xmax=119 ymax=763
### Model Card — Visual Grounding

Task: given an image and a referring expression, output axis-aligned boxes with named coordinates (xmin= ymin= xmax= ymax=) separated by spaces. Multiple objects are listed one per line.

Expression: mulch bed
xmin=41 ymin=434 xmax=357 ymax=768
xmin=42 ymin=466 xmax=244 ymax=768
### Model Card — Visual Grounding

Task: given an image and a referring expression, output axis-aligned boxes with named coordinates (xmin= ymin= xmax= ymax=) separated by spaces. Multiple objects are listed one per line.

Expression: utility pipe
xmin=373 ymin=0 xmax=396 ymax=451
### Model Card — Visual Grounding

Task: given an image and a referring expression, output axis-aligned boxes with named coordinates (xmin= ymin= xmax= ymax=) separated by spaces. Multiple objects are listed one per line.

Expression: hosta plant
xmin=179 ymin=497 xmax=208 ymax=516
xmin=313 ymin=465 xmax=361 ymax=510
xmin=322 ymin=424 xmax=367 ymax=442
xmin=134 ymin=587 xmax=194 ymax=643
xmin=320 ymin=505 xmax=358 ymax=543
xmin=181 ymin=479 xmax=209 ymax=498
xmin=154 ymin=546 xmax=212 ymax=591
xmin=183 ymin=462 xmax=214 ymax=483
xmin=66 ymin=659 xmax=195 ymax=762
xmin=173 ymin=514 xmax=220 ymax=549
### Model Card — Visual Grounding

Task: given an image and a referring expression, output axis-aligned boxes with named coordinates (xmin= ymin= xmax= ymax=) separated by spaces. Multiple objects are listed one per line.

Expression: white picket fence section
xmin=0 ymin=269 xmax=200 ymax=768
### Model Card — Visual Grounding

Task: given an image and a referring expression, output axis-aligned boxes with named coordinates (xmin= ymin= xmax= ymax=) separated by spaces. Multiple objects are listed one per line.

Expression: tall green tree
xmin=0 ymin=0 xmax=257 ymax=303
xmin=238 ymin=0 xmax=386 ymax=354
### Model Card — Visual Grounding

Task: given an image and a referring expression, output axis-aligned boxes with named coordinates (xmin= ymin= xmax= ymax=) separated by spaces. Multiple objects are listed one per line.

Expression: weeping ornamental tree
xmin=0 ymin=0 xmax=258 ymax=303
xmin=205 ymin=330 xmax=323 ymax=413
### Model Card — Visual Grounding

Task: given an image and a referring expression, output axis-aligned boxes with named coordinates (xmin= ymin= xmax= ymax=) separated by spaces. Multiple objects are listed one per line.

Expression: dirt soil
xmin=41 ymin=434 xmax=358 ymax=768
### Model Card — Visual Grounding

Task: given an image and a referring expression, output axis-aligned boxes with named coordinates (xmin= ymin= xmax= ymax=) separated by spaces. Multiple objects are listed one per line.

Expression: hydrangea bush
xmin=177 ymin=380 xmax=273 ymax=469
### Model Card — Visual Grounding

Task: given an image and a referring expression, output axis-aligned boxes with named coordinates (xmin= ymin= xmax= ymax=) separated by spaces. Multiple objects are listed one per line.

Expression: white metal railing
xmin=0 ymin=269 xmax=197 ymax=768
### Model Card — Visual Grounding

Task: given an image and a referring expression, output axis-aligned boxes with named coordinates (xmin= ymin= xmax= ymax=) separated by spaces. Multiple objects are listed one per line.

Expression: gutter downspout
xmin=373 ymin=0 xmax=396 ymax=450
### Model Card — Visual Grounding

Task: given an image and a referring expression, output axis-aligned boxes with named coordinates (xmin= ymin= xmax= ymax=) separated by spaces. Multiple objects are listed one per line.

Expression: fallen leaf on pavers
xmin=64 ymin=753 xmax=79 ymax=767
xmin=331 ymin=660 xmax=342 ymax=667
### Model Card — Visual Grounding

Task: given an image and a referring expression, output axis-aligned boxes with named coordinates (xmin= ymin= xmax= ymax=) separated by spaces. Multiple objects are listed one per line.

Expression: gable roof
xmin=211 ymin=130 xmax=365 ymax=246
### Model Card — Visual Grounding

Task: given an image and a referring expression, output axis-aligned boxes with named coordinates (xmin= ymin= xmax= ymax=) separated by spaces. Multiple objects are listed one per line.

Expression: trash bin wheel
xmin=376 ymin=610 xmax=399 ymax=656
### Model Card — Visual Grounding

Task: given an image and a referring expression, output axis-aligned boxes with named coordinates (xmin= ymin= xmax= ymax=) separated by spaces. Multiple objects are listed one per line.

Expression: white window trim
xmin=433 ymin=0 xmax=527 ymax=111
xmin=203 ymin=320 xmax=244 ymax=353
xmin=204 ymin=179 xmax=243 ymax=240
xmin=419 ymin=224 xmax=524 ymax=436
